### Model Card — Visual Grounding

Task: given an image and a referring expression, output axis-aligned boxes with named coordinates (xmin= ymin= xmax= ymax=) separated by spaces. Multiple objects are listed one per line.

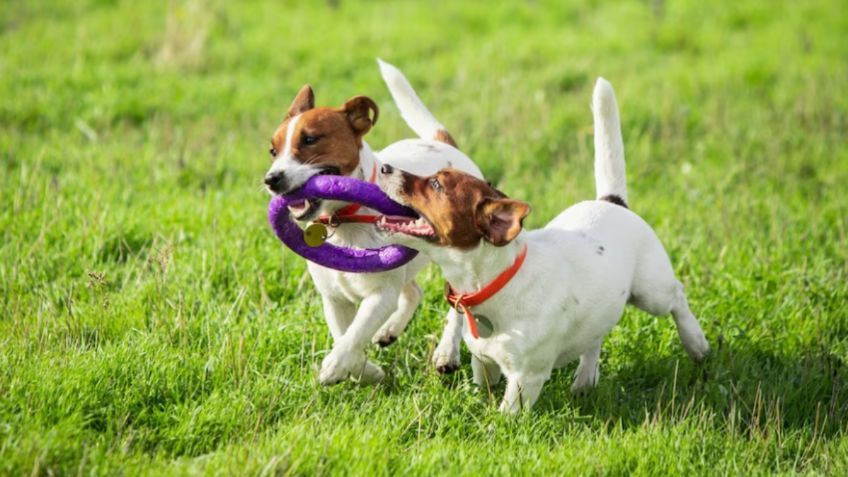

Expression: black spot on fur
xmin=596 ymin=245 xmax=605 ymax=255
xmin=599 ymin=194 xmax=628 ymax=208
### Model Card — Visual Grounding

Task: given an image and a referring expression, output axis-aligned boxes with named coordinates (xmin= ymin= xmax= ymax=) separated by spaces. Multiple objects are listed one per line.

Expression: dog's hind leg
xmin=630 ymin=244 xmax=709 ymax=362
xmin=669 ymin=286 xmax=710 ymax=361
xmin=432 ymin=308 xmax=463 ymax=373
xmin=499 ymin=372 xmax=547 ymax=414
xmin=633 ymin=281 xmax=710 ymax=362
xmin=571 ymin=339 xmax=602 ymax=393
xmin=471 ymin=355 xmax=502 ymax=389
xmin=372 ymin=281 xmax=422 ymax=347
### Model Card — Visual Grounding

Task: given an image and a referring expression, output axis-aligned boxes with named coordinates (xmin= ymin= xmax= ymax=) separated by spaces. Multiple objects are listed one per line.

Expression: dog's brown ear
xmin=342 ymin=96 xmax=379 ymax=136
xmin=476 ymin=198 xmax=531 ymax=246
xmin=286 ymin=84 xmax=315 ymax=118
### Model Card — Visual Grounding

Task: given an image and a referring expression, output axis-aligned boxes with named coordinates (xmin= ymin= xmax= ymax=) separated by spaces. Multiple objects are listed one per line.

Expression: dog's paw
xmin=680 ymin=329 xmax=710 ymax=363
xmin=498 ymin=399 xmax=523 ymax=415
xmin=319 ymin=347 xmax=366 ymax=386
xmin=686 ymin=336 xmax=710 ymax=363
xmin=432 ymin=349 xmax=460 ymax=374
xmin=570 ymin=379 xmax=598 ymax=395
xmin=355 ymin=360 xmax=385 ymax=384
xmin=372 ymin=315 xmax=412 ymax=347
xmin=570 ymin=368 xmax=600 ymax=395
xmin=372 ymin=328 xmax=399 ymax=348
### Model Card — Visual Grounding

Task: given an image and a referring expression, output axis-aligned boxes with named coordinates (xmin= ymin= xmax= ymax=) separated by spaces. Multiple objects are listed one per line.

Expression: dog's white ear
xmin=476 ymin=198 xmax=530 ymax=246
xmin=286 ymin=84 xmax=315 ymax=119
xmin=341 ymin=96 xmax=379 ymax=137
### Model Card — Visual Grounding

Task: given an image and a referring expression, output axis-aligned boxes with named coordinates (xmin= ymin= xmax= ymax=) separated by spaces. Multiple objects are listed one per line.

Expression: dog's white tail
xmin=592 ymin=77 xmax=628 ymax=207
xmin=377 ymin=58 xmax=458 ymax=147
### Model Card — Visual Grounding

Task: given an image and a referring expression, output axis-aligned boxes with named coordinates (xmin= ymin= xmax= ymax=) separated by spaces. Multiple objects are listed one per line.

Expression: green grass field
xmin=2 ymin=0 xmax=847 ymax=474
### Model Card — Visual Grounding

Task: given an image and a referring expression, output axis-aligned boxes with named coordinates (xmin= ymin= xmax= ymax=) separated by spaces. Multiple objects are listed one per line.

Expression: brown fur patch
xmin=287 ymin=85 xmax=315 ymax=119
xmin=398 ymin=169 xmax=530 ymax=249
xmin=342 ymin=96 xmax=378 ymax=140
xmin=476 ymin=198 xmax=530 ymax=246
xmin=433 ymin=129 xmax=458 ymax=148
xmin=270 ymin=93 xmax=381 ymax=176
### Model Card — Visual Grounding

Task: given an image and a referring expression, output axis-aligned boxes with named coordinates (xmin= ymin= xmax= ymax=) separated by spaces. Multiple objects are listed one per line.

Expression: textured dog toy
xmin=268 ymin=175 xmax=419 ymax=273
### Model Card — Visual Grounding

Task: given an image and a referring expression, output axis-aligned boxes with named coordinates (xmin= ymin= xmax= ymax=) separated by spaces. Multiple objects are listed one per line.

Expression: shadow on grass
xmin=532 ymin=338 xmax=846 ymax=439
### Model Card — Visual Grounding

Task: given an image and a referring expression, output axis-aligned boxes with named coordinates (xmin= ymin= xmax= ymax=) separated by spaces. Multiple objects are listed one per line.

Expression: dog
xmin=375 ymin=78 xmax=710 ymax=412
xmin=264 ymin=60 xmax=483 ymax=385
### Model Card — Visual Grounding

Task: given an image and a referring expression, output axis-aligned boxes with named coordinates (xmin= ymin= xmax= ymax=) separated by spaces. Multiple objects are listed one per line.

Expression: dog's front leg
xmin=499 ymin=372 xmax=547 ymax=414
xmin=432 ymin=308 xmax=463 ymax=373
xmin=571 ymin=339 xmax=602 ymax=394
xmin=321 ymin=295 xmax=356 ymax=340
xmin=372 ymin=281 xmax=422 ymax=347
xmin=319 ymin=288 xmax=398 ymax=386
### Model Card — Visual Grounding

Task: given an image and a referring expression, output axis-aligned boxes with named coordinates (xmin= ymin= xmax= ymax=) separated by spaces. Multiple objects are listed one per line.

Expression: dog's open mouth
xmin=287 ymin=198 xmax=321 ymax=221
xmin=282 ymin=168 xmax=340 ymax=220
xmin=376 ymin=215 xmax=436 ymax=239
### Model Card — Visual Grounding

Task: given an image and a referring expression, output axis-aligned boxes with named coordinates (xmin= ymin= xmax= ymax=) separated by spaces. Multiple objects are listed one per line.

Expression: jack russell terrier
xmin=264 ymin=60 xmax=483 ymax=385
xmin=375 ymin=78 xmax=710 ymax=412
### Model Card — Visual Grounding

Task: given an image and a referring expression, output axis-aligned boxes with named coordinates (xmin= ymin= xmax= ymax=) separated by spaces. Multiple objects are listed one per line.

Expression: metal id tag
xmin=474 ymin=314 xmax=494 ymax=338
xmin=304 ymin=223 xmax=329 ymax=247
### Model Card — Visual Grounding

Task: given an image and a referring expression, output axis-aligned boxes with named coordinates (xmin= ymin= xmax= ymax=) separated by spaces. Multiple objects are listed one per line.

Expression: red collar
xmin=315 ymin=161 xmax=379 ymax=225
xmin=445 ymin=243 xmax=528 ymax=339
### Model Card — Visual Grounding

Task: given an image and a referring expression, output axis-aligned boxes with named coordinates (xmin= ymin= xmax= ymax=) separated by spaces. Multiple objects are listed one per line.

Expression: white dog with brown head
xmin=376 ymin=78 xmax=709 ymax=411
xmin=265 ymin=61 xmax=482 ymax=385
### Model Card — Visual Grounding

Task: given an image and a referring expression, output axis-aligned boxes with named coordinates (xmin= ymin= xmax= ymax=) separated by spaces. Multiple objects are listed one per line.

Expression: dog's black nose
xmin=264 ymin=171 xmax=288 ymax=193
xmin=381 ymin=164 xmax=394 ymax=175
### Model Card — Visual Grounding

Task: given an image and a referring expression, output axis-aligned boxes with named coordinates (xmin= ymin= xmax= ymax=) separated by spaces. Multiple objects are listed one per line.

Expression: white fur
xmin=379 ymin=78 xmax=709 ymax=411
xmin=378 ymin=58 xmax=450 ymax=142
xmin=313 ymin=139 xmax=482 ymax=385
xmin=593 ymin=78 xmax=628 ymax=203
xmin=269 ymin=62 xmax=483 ymax=385
xmin=266 ymin=115 xmax=325 ymax=188
xmin=282 ymin=114 xmax=301 ymax=158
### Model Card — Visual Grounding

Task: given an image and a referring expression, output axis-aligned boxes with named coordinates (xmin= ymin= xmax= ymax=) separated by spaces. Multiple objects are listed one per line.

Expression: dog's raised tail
xmin=593 ymin=77 xmax=628 ymax=207
xmin=377 ymin=58 xmax=458 ymax=148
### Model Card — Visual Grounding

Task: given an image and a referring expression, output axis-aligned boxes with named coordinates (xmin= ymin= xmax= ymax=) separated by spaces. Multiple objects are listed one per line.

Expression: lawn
xmin=1 ymin=0 xmax=846 ymax=475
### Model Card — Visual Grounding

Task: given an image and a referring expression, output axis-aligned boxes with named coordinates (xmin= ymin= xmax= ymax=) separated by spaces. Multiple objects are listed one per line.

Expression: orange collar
xmin=315 ymin=161 xmax=379 ymax=225
xmin=445 ymin=243 xmax=529 ymax=339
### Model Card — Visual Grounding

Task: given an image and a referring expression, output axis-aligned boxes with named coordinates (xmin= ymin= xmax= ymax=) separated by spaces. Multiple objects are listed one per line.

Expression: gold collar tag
xmin=304 ymin=223 xmax=328 ymax=247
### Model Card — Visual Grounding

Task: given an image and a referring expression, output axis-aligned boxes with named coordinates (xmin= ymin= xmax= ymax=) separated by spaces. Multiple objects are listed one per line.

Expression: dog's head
xmin=376 ymin=166 xmax=530 ymax=256
xmin=264 ymin=85 xmax=379 ymax=220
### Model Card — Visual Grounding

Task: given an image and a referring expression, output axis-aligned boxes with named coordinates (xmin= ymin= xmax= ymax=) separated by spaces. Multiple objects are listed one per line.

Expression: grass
xmin=1 ymin=0 xmax=846 ymax=474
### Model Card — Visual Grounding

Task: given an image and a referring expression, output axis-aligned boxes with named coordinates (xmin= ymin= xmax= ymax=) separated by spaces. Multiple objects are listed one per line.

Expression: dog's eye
xmin=429 ymin=178 xmax=443 ymax=191
xmin=269 ymin=147 xmax=278 ymax=157
xmin=301 ymin=135 xmax=319 ymax=146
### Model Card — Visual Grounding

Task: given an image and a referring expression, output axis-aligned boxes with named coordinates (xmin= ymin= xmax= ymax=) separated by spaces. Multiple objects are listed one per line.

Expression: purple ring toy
xmin=268 ymin=175 xmax=419 ymax=273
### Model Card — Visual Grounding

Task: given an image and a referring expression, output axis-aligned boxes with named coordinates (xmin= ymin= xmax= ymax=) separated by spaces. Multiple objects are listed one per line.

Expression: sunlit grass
xmin=1 ymin=0 xmax=846 ymax=475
